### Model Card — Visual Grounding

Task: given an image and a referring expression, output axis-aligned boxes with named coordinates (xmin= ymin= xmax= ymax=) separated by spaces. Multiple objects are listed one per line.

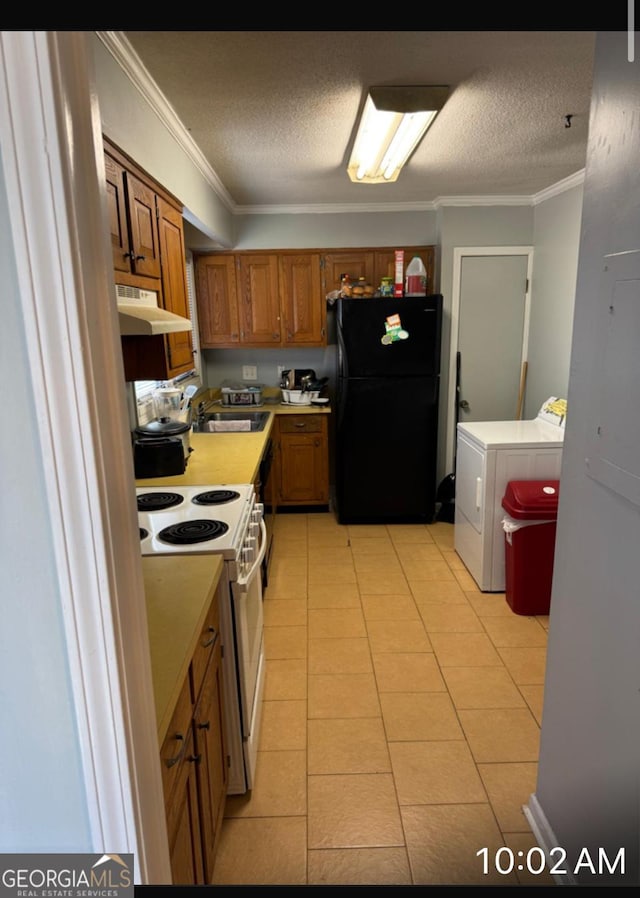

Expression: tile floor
xmin=212 ymin=512 xmax=554 ymax=886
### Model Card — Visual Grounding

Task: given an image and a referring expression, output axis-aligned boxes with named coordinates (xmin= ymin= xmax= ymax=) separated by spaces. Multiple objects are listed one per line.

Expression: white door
xmin=447 ymin=247 xmax=532 ymax=468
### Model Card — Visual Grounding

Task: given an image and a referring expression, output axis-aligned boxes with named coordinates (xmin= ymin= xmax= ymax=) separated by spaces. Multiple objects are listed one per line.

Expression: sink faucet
xmin=195 ymin=401 xmax=207 ymax=429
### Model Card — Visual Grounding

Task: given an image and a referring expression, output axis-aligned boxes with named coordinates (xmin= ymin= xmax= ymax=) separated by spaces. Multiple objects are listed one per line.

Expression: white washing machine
xmin=454 ymin=398 xmax=566 ymax=592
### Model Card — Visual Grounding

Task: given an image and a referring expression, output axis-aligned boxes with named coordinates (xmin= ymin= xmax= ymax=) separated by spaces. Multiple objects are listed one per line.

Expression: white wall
xmin=530 ymin=31 xmax=640 ymax=885
xmin=232 ymin=210 xmax=437 ymax=251
xmin=526 ymin=184 xmax=583 ymax=418
xmin=0 ymin=158 xmax=92 ymax=850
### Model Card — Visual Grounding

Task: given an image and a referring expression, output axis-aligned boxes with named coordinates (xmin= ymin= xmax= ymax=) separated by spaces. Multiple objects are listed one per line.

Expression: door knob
xmin=459 ymin=399 xmax=470 ymax=410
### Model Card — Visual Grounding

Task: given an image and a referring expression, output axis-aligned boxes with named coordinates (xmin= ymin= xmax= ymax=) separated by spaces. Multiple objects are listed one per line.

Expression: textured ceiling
xmin=122 ymin=30 xmax=596 ymax=210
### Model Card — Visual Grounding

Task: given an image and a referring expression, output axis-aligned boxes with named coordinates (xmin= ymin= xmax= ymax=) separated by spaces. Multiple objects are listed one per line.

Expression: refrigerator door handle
xmin=336 ymin=376 xmax=348 ymax=431
xmin=336 ymin=315 xmax=348 ymax=379
xmin=336 ymin=308 xmax=349 ymax=431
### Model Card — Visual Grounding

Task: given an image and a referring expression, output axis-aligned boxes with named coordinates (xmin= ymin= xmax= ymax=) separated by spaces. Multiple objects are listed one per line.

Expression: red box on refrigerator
xmin=394 ymin=250 xmax=404 ymax=297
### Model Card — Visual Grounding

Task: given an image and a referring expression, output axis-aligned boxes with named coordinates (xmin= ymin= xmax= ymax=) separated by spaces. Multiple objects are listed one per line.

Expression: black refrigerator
xmin=335 ymin=295 xmax=443 ymax=524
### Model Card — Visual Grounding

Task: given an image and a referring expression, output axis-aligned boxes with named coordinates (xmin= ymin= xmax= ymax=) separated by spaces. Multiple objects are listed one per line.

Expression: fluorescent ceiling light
xmin=348 ymin=85 xmax=449 ymax=184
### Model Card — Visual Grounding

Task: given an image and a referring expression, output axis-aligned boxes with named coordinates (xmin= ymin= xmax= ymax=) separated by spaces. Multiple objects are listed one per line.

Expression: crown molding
xmin=432 ymin=194 xmax=533 ymax=208
xmin=96 ymin=31 xmax=236 ymax=212
xmin=532 ymin=169 xmax=585 ymax=204
xmin=97 ymin=31 xmax=586 ymax=218
xmin=234 ymin=200 xmax=438 ymax=215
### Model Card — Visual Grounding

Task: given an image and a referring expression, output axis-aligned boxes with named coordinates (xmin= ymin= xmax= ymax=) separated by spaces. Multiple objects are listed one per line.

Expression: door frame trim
xmin=447 ymin=245 xmax=534 ymax=469
xmin=0 ymin=32 xmax=171 ymax=881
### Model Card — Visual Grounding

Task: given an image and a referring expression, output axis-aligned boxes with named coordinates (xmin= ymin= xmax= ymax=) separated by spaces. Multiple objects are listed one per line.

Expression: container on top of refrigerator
xmin=405 ymin=256 xmax=427 ymax=296
xmin=394 ymin=250 xmax=404 ymax=297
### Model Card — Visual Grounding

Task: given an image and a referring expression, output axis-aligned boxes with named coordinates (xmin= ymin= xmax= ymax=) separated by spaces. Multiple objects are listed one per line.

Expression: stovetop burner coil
xmin=137 ymin=492 xmax=184 ymax=512
xmin=192 ymin=489 xmax=241 ymax=505
xmin=158 ymin=519 xmax=229 ymax=545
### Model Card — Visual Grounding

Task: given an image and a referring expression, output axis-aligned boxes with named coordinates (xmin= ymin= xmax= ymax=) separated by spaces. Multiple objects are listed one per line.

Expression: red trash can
xmin=501 ymin=480 xmax=560 ymax=615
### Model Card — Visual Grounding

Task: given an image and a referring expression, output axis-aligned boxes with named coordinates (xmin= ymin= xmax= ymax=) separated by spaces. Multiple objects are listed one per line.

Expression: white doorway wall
xmin=0 ymin=32 xmax=171 ymax=881
xmin=447 ymin=246 xmax=533 ymax=470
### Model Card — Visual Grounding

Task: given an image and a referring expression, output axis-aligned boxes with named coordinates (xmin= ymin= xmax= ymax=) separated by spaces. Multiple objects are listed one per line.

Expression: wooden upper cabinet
xmin=195 ymin=252 xmax=325 ymax=349
xmin=104 ymin=138 xmax=195 ymax=381
xmin=157 ymin=197 xmax=194 ymax=375
xmin=104 ymin=147 xmax=161 ymax=279
xmin=126 ymin=171 xmax=162 ymax=279
xmin=195 ymin=255 xmax=239 ymax=347
xmin=322 ymin=251 xmax=375 ymax=293
xmin=373 ymin=246 xmax=436 ymax=293
xmin=193 ymin=245 xmax=436 ymax=351
xmin=237 ymin=254 xmax=281 ymax=344
xmin=279 ymin=253 xmax=325 ymax=345
xmin=104 ymin=151 xmax=131 ymax=275
xmin=323 ymin=247 xmax=436 ymax=294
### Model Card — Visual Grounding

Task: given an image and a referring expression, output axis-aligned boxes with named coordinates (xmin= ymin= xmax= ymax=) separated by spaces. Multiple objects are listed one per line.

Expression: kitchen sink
xmin=193 ymin=410 xmax=270 ymax=433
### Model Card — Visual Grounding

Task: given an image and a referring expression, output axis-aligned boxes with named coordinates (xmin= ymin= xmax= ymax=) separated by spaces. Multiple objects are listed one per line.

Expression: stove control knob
xmin=249 ymin=521 xmax=259 ymax=540
xmin=253 ymin=503 xmax=264 ymax=521
xmin=242 ymin=547 xmax=252 ymax=570
xmin=245 ymin=537 xmax=256 ymax=563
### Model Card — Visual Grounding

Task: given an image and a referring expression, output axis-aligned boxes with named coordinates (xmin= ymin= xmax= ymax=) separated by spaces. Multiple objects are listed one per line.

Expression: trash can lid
xmin=501 ymin=480 xmax=560 ymax=519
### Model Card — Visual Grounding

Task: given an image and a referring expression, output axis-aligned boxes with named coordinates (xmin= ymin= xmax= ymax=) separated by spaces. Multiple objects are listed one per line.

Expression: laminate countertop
xmin=143 ymin=553 xmax=224 ymax=744
xmin=135 ymin=401 xmax=331 ymax=488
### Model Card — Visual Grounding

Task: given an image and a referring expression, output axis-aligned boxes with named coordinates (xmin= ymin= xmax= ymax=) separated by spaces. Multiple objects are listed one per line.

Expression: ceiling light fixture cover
xmin=348 ymin=85 xmax=449 ymax=184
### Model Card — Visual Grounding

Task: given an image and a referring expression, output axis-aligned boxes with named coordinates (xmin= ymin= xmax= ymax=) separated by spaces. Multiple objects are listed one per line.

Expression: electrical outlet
xmin=277 ymin=365 xmax=285 ymax=377
xmin=242 ymin=365 xmax=258 ymax=381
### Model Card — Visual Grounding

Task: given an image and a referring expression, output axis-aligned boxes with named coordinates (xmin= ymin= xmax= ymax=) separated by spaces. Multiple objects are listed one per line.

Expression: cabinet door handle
xmin=187 ymin=754 xmax=201 ymax=765
xmin=197 ymin=720 xmax=211 ymax=731
xmin=134 ymin=254 xmax=146 ymax=262
xmin=164 ymin=733 xmax=186 ymax=768
xmin=202 ymin=626 xmax=217 ymax=648
xmin=295 ymin=422 xmax=305 ymax=428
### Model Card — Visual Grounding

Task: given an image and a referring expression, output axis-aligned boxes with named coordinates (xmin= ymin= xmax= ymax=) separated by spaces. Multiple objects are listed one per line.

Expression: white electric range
xmin=137 ymin=483 xmax=266 ymax=794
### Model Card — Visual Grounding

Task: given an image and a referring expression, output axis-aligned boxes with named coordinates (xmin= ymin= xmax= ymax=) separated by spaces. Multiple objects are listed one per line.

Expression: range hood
xmin=116 ymin=285 xmax=192 ymax=335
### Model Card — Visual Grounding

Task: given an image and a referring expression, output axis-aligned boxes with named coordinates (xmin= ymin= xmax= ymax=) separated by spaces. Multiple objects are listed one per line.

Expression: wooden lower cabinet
xmin=160 ymin=583 xmax=228 ymax=885
xmin=276 ymin=414 xmax=329 ymax=506
xmin=160 ymin=678 xmax=205 ymax=885
xmin=193 ymin=638 xmax=227 ymax=882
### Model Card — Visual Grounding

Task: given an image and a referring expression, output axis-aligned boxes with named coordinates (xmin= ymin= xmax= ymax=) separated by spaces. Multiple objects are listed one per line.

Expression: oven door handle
xmin=236 ymin=519 xmax=268 ymax=590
